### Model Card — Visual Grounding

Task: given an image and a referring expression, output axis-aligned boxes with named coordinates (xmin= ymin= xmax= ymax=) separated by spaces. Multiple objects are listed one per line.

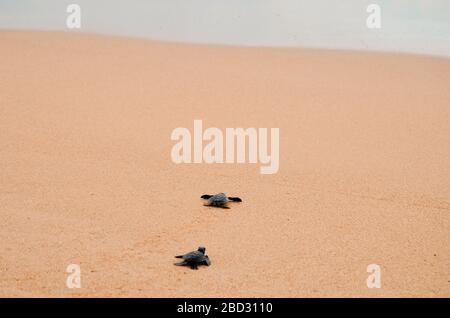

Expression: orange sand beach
xmin=0 ymin=30 xmax=449 ymax=297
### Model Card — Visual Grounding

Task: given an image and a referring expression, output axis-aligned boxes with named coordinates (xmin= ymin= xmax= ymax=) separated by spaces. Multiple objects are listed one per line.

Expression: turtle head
xmin=197 ymin=246 xmax=206 ymax=254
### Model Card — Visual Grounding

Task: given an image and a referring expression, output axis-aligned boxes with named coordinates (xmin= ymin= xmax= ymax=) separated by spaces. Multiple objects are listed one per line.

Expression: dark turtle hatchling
xmin=201 ymin=193 xmax=242 ymax=209
xmin=174 ymin=246 xmax=211 ymax=270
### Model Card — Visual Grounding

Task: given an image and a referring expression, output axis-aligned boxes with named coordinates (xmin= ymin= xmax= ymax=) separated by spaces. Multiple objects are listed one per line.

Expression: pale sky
xmin=1 ymin=0 xmax=449 ymax=57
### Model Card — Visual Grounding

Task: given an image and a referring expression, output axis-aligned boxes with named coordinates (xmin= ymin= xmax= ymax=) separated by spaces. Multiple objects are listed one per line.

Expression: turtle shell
xmin=182 ymin=250 xmax=206 ymax=263
xmin=207 ymin=193 xmax=229 ymax=205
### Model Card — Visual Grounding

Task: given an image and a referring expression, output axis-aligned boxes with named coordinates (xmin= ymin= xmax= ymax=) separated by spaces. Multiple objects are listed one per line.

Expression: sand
xmin=0 ymin=30 xmax=449 ymax=297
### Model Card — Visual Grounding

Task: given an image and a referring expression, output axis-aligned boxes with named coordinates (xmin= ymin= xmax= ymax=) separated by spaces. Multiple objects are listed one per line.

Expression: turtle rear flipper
xmin=190 ymin=263 xmax=199 ymax=270
xmin=204 ymin=203 xmax=230 ymax=209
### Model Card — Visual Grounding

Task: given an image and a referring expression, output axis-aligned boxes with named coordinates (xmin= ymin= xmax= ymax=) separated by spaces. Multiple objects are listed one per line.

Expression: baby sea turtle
xmin=174 ymin=246 xmax=211 ymax=270
xmin=201 ymin=193 xmax=242 ymax=209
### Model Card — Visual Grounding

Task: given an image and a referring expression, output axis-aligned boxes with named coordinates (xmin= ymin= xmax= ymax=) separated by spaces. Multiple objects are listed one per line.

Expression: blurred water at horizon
xmin=1 ymin=0 xmax=449 ymax=57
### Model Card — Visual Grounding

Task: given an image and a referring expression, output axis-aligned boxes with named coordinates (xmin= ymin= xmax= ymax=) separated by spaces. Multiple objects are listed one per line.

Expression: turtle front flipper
xmin=201 ymin=194 xmax=213 ymax=199
xmin=203 ymin=256 xmax=211 ymax=266
xmin=228 ymin=197 xmax=242 ymax=202
xmin=174 ymin=261 xmax=188 ymax=266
